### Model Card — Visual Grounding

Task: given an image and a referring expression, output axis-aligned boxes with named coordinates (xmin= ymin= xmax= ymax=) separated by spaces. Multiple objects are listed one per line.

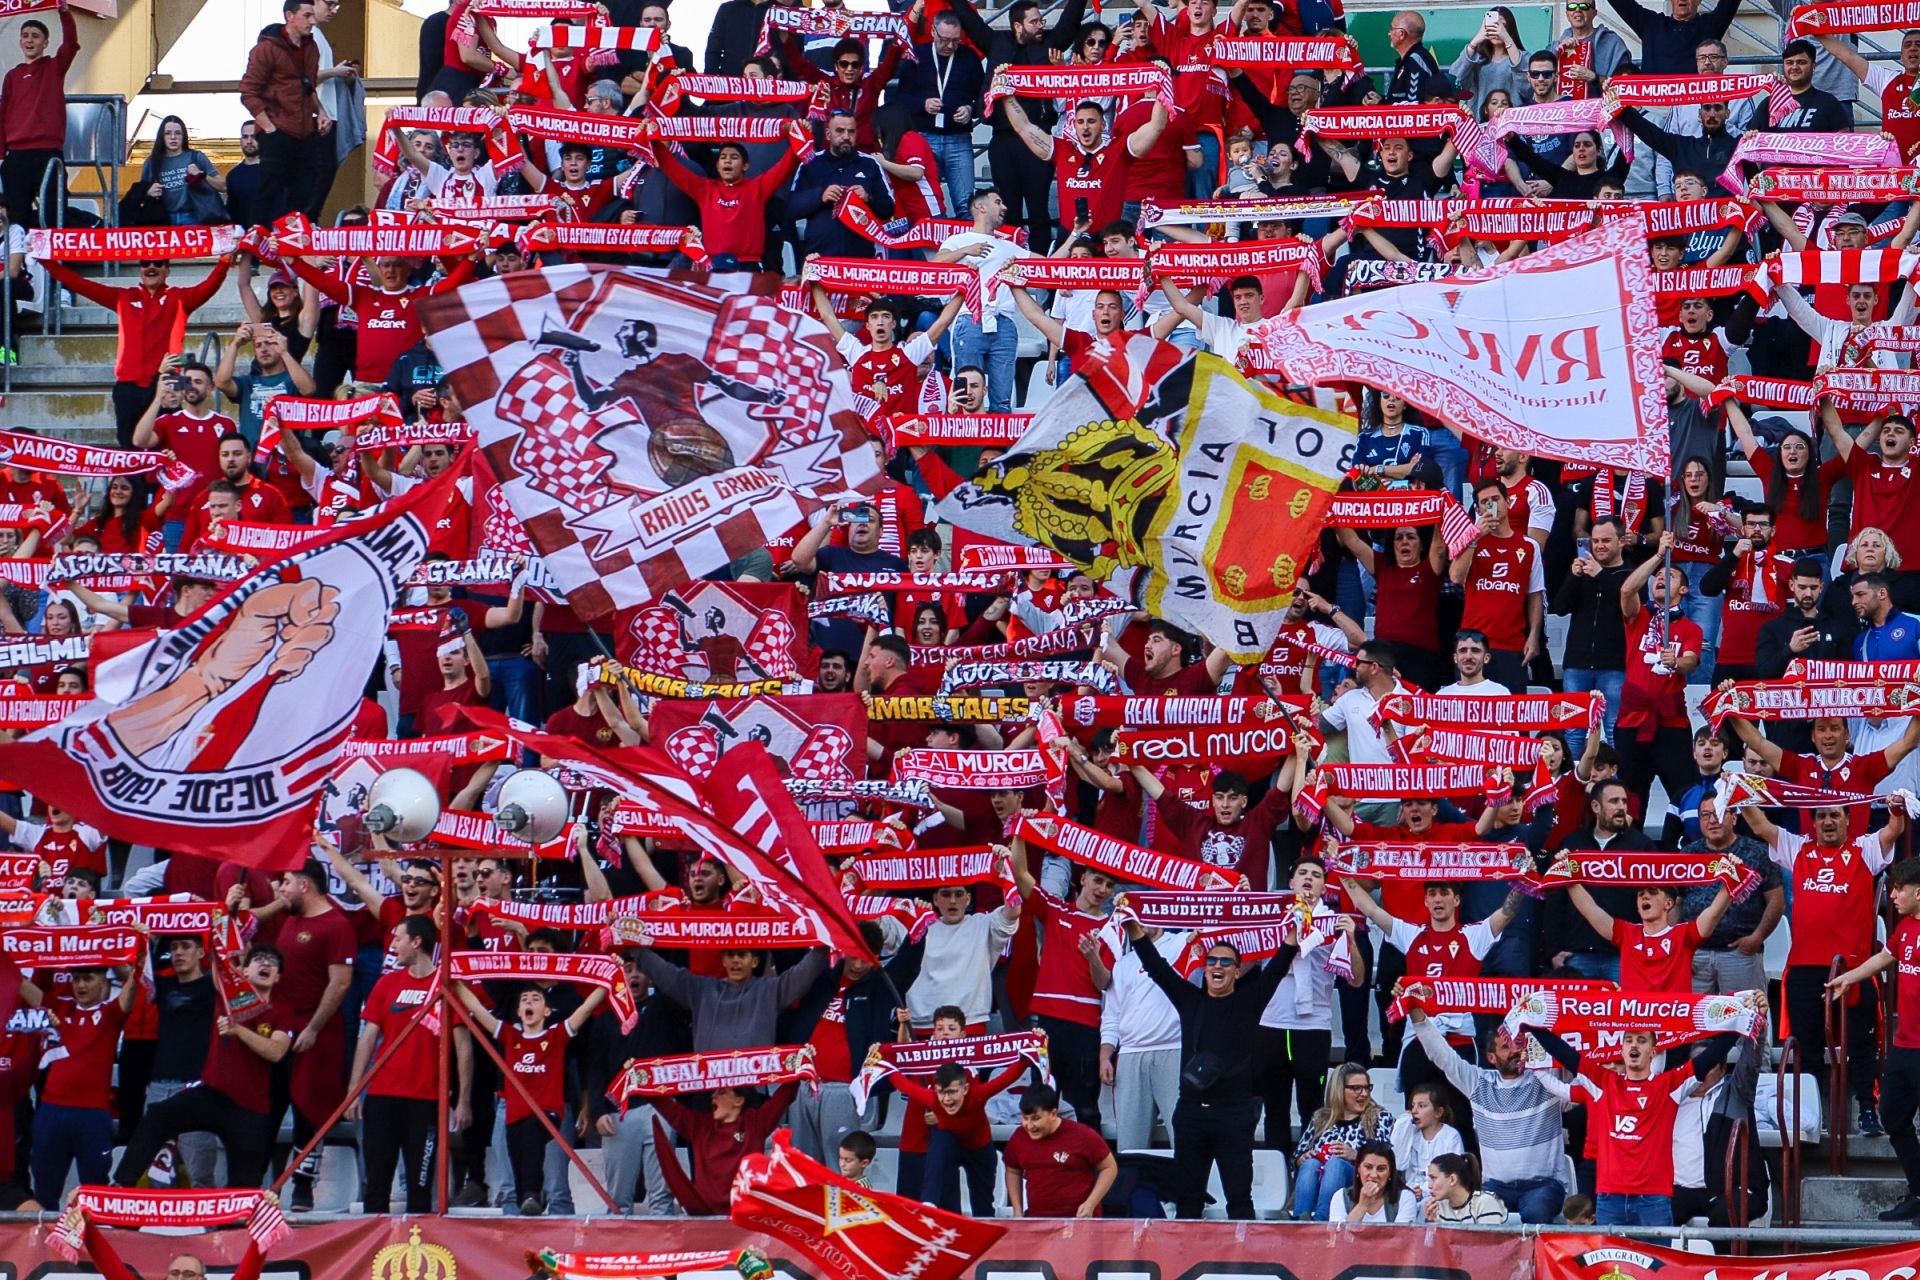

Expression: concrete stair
xmin=1802 ymin=1136 xmax=1913 ymax=1224
xmin=2 ymin=257 xmax=245 ymax=437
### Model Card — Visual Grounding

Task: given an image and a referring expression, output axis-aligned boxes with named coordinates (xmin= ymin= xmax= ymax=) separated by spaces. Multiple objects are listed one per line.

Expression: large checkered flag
xmin=417 ymin=268 xmax=885 ymax=620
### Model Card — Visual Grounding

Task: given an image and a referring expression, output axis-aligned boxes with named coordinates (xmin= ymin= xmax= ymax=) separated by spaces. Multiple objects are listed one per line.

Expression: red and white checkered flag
xmin=744 ymin=608 xmax=799 ymax=679
xmin=789 ymin=725 xmax=855 ymax=782
xmin=663 ymin=725 xmax=722 ymax=778
xmin=630 ymin=604 xmax=691 ymax=675
xmin=497 ymin=353 xmax=622 ymax=511
xmin=418 ymin=268 xmax=883 ymax=620
xmin=1441 ymin=494 xmax=1480 ymax=558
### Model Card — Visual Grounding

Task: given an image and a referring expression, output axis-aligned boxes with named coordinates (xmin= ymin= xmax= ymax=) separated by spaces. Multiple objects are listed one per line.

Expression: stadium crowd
xmin=1 ymin=0 xmax=1919 ymax=1240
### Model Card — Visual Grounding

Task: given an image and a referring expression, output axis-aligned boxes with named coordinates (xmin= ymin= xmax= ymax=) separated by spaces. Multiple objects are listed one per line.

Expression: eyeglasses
xmin=401 ymin=876 xmax=435 ymax=888
xmin=1202 ymin=955 xmax=1238 ymax=967
xmin=1345 ymin=1082 xmax=1373 ymax=1093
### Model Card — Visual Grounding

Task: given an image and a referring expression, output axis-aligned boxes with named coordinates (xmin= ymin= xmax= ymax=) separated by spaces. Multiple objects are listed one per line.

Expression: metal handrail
xmin=1724 ymin=1116 xmax=1751 ymax=1252
xmin=1775 ymin=1035 xmax=1802 ymax=1228
xmin=39 ymin=158 xmax=65 ymax=338
xmin=1826 ymin=956 xmax=1849 ymax=1175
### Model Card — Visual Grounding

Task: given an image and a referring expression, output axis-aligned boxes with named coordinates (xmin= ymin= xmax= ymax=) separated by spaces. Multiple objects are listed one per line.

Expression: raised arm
xmin=1008 ymin=282 xmax=1066 ymax=347
xmin=997 ymin=95 xmax=1057 ymax=162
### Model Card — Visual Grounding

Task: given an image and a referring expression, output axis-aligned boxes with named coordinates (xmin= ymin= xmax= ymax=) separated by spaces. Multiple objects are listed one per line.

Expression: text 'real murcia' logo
xmin=371 ymin=1225 xmax=456 ymax=1280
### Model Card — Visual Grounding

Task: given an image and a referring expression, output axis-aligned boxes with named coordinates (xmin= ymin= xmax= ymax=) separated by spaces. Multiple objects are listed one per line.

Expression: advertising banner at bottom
xmin=0 ymin=1217 xmax=1533 ymax=1280
xmin=1536 ymin=1234 xmax=1920 ymax=1280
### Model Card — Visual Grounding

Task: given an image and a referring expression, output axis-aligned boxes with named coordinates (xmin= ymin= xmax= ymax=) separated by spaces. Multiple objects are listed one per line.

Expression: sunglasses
xmin=1566 ymin=3 xmax=1594 ymax=9
xmin=1203 ymin=955 xmax=1238 ymax=967
xmin=401 ymin=876 xmax=435 ymax=888
xmin=837 ymin=58 xmax=864 ymax=68
xmin=1528 ymin=70 xmax=1557 ymax=77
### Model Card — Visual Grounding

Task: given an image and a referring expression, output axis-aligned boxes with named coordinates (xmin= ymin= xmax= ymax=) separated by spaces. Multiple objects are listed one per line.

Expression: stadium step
xmin=1803 ymin=1173 xmax=1914 ymax=1224
xmin=1 ymin=390 xmax=116 ymax=432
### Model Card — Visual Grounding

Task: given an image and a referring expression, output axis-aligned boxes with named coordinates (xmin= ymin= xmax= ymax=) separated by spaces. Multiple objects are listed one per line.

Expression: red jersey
xmin=890 ymin=130 xmax=945 ymax=221
xmin=41 ymin=260 xmax=232 ymax=382
xmin=153 ymin=411 xmax=237 ymax=506
xmin=181 ymin=476 xmax=292 ymax=551
xmin=13 ymin=819 xmax=106 ymax=889
xmin=657 ymin=147 xmax=801 ymax=262
xmin=1748 ymin=452 xmax=1844 ymax=555
xmin=1459 ymin=531 xmax=1543 ymax=651
xmin=201 ymin=999 xmax=287 ymax=1112
xmin=362 ymin=968 xmax=442 ymax=1101
xmin=1386 ymin=917 xmax=1494 ymax=980
xmin=543 ymin=702 xmax=622 ymax=749
xmin=0 ymin=472 xmax=70 ymax=516
xmin=1670 ymin=501 xmax=1726 ymax=565
xmin=266 ymin=905 xmax=357 ymax=1018
xmin=1025 ymin=892 xmax=1105 ymax=1027
xmin=498 ymin=1018 xmax=574 ymax=1121
xmin=1846 ymin=447 xmax=1920 ymax=565
xmin=547 ymin=178 xmax=616 ymax=223
xmin=291 ymin=259 xmax=477 ymax=383
xmin=1573 ymin=1060 xmax=1695 ymax=1195
xmin=1874 ymin=65 xmax=1920 ymax=162
xmin=1611 ymin=918 xmax=1702 ymax=992
xmin=1778 ymin=748 xmax=1893 ymax=838
xmin=1149 ymin=13 xmax=1234 ymax=121
xmin=1714 ymin=550 xmax=1790 ymax=667
xmin=1893 ymin=915 xmax=1920 ymax=1049
xmin=835 ymin=332 xmax=933 ymax=419
xmin=1051 ymin=115 xmax=1143 ymax=233
xmin=1618 ymin=610 xmax=1703 ymax=736
xmin=1354 ymin=820 xmax=1481 ymax=920
xmin=1660 ymin=328 xmax=1729 ymax=385
xmin=1003 ymin=1117 xmax=1112 ymax=1216
xmin=1373 ymin=558 xmax=1444 ymax=653
xmin=41 ymin=996 xmax=128 ymax=1109
xmin=806 ymin=975 xmax=855 ymax=1082
xmin=1770 ymin=826 xmax=1896 ymax=968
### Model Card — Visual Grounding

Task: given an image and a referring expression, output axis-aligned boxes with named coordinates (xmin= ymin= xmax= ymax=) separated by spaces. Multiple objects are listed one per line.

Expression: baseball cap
xmin=1829 ymin=210 xmax=1869 ymax=228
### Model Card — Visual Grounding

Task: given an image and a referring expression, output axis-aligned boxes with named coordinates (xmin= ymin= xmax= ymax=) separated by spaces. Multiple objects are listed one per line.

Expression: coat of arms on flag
xmin=417 ymin=268 xmax=883 ymax=618
xmin=616 ymin=581 xmax=813 ymax=681
xmin=935 ymin=334 xmax=1354 ymax=664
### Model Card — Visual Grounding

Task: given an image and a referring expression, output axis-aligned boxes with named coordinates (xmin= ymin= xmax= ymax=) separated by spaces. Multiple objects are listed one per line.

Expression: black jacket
xmin=580 ymin=993 xmax=694 ymax=1122
xmin=1552 ymin=561 xmax=1633 ymax=670
xmin=705 ymin=0 xmax=771 ymax=76
xmin=1617 ymin=106 xmax=1741 ymax=181
xmin=1604 ymin=0 xmax=1740 ymax=74
xmin=946 ymin=0 xmax=1086 ymax=131
xmin=1754 ymin=605 xmax=1846 ymax=680
xmin=791 ymin=150 xmax=894 ymax=258
xmin=1138 ymin=937 xmax=1295 ymax=1103
xmin=783 ymin=937 xmax=925 ymax=1065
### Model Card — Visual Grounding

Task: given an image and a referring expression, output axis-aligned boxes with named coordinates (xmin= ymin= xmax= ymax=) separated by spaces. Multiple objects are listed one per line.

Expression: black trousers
xmin=115 ymin=1084 xmax=275 ymax=1190
xmin=459 ymin=1048 xmax=497 ymax=1190
xmin=112 ymin=378 xmax=158 ymax=450
xmin=1885 ymin=1047 xmax=1920 ymax=1194
xmin=115 ymin=1037 xmax=156 ymax=1140
xmin=1617 ymin=725 xmax=1698 ymax=835
xmin=362 ymin=1094 xmax=437 ymax=1214
xmin=254 ymin=128 xmax=329 ymax=228
xmin=507 ymin=1112 xmax=558 ymax=1205
xmin=1337 ymin=929 xmax=1376 ymax=1064
xmin=1037 ymin=1014 xmax=1100 ymax=1130
xmin=0 ymin=148 xmax=60 ymax=228
xmin=1785 ymin=965 xmax=1878 ymax=1109
xmin=1171 ymin=1096 xmax=1258 ymax=1220
xmin=985 ymin=131 xmax=1054 ymax=254
xmin=1254 ymin=1025 xmax=1329 ymax=1153
xmin=313 ymin=331 xmax=357 ymax=397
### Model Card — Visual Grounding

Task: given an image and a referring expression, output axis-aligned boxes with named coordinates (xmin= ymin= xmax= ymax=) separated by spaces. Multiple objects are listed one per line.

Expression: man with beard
xmin=791 ymin=112 xmax=894 ymax=259
xmin=225 ymin=118 xmax=265 ymax=226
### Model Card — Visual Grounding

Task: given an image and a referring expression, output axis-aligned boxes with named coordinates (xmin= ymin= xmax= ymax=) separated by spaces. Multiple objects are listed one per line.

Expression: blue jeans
xmin=1563 ymin=952 xmax=1621 ymax=981
xmin=1562 ymin=667 xmax=1625 ymax=757
xmin=1485 ymin=1175 xmax=1566 ymax=1225
xmin=161 ymin=517 xmax=185 ymax=552
xmin=1680 ymin=560 xmax=1721 ymax=685
xmin=924 ymin=131 xmax=975 ymax=216
xmin=922 ymin=1128 xmax=996 ymax=1214
xmin=487 ymin=653 xmax=542 ymax=727
xmin=1598 ymin=1192 xmax=1673 ymax=1225
xmin=950 ymin=313 xmax=1017 ymax=411
xmin=1426 ymin=429 xmax=1470 ymax=502
xmin=1290 ymin=1153 xmax=1355 ymax=1220
xmin=1337 ymin=554 xmax=1376 ymax=624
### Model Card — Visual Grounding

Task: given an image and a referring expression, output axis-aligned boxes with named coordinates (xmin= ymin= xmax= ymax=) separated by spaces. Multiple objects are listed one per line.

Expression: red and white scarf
xmin=28 ymin=226 xmax=241 ymax=261
xmin=884 ymin=414 xmax=1030 ymax=447
xmin=604 ymin=908 xmax=827 ymax=951
xmin=519 ymin=221 xmax=703 ymax=259
xmin=1708 ymin=375 xmax=1818 ymax=409
xmin=351 ymin=420 xmax=475 ymax=452
xmin=1722 ymin=130 xmax=1901 ymax=193
xmin=758 ymin=4 xmax=913 ymax=48
xmin=1555 ymin=36 xmax=1593 ymax=99
xmin=50 ymin=1189 xmax=290 ymax=1263
xmin=1145 ymin=237 xmax=1326 ymax=287
xmin=473 ymin=0 xmax=597 ymax=13
xmin=1396 ymin=723 xmax=1545 ymax=772
xmin=87 ymin=897 xmax=225 ymax=936
xmin=1533 ymin=848 xmax=1761 ymax=899
xmin=607 ymin=1045 xmax=819 ymax=1112
xmin=1625 ymin=198 xmax=1756 ymax=239
xmin=842 ymin=846 xmax=1013 ymax=890
xmin=1387 ymin=975 xmax=1612 ymax=1022
xmin=467 ymin=891 xmax=682 ymax=932
xmin=271 ymin=213 xmax=484 ymax=258
xmin=450 ymin=949 xmax=637 ymax=1031
xmin=1138 ymin=195 xmax=1362 ymax=230
xmin=1750 ymin=166 xmax=1920 ymax=203
xmin=805 ymin=256 xmax=981 ymax=320
xmin=1503 ymin=986 xmax=1767 ymax=1044
xmin=1787 ymin=0 xmax=1920 ymax=36
xmin=1374 ymin=690 xmax=1603 ymax=733
xmin=1487 ymin=97 xmax=1631 ymax=170
xmin=2 ymin=925 xmax=142 ymax=968
xmin=1816 ymin=367 xmax=1920 ymax=414
xmin=812 ymin=820 xmax=908 ymax=855
xmin=998 ymin=256 xmax=1147 ymax=296
xmin=508 ymin=104 xmax=648 ymax=151
xmin=936 ymin=661 xmax=1112 ymax=695
xmin=1014 ymin=814 xmax=1243 ymax=890
xmin=342 ymin=732 xmax=509 ymax=765
xmin=1324 ymin=490 xmax=1474 ymax=554
xmin=911 ymin=625 xmax=1099 ymax=666
xmin=0 ymin=431 xmax=171 ymax=478
xmin=1610 ymin=73 xmax=1780 ymax=109
xmin=1300 ymin=763 xmax=1503 ymax=823
xmin=0 ymin=694 xmax=87 ymax=729
xmin=1300 ymin=105 xmax=1467 ymax=142
xmin=531 ymin=23 xmax=662 ymax=50
xmin=895 ymin=747 xmax=1061 ymax=793
xmin=1327 ymin=841 xmax=1531 ymax=880
xmin=1769 ymin=247 xmax=1917 ymax=287
xmin=531 ymin=1252 xmax=747 ymax=1280
xmin=984 ymin=63 xmax=1174 ymax=112
xmin=1211 ymin=35 xmax=1360 ymax=68
xmin=1653 ymin=264 xmax=1767 ymax=302
xmin=849 ymin=1029 xmax=1049 ymax=1110
xmin=371 ymin=106 xmax=521 ymax=177
xmin=1704 ymin=673 xmax=1920 ymax=726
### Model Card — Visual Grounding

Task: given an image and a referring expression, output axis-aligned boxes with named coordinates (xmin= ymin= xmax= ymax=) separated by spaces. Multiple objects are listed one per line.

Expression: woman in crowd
xmin=1291 ymin=1062 xmax=1393 ymax=1221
